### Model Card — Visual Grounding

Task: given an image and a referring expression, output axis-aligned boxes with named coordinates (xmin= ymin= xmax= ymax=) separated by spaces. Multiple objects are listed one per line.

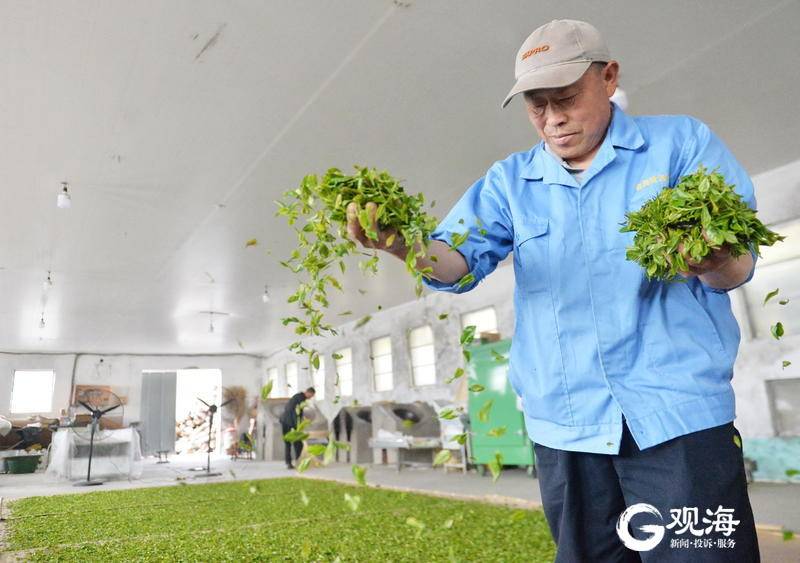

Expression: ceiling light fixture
xmin=43 ymin=271 xmax=53 ymax=291
xmin=57 ymin=182 xmax=72 ymax=209
xmin=39 ymin=313 xmax=46 ymax=330
xmin=199 ymin=310 xmax=229 ymax=334
xmin=262 ymin=284 xmax=271 ymax=304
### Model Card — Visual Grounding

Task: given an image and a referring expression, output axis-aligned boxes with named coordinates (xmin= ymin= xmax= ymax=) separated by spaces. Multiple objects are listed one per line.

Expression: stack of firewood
xmin=175 ymin=410 xmax=215 ymax=454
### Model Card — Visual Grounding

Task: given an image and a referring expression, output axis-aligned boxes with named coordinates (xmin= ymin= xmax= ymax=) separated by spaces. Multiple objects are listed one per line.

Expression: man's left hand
xmin=677 ymin=235 xmax=754 ymax=290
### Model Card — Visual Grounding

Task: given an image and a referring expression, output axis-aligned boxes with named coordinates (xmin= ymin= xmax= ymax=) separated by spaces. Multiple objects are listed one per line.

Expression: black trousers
xmin=534 ymin=421 xmax=759 ymax=562
xmin=281 ymin=421 xmax=302 ymax=466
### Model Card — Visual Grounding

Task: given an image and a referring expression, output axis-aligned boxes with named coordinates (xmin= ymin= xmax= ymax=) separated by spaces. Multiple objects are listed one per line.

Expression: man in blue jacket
xmin=348 ymin=19 xmax=759 ymax=562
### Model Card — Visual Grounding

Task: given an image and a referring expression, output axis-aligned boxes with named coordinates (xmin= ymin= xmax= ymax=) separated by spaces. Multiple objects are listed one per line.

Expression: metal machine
xmin=370 ymin=401 xmax=440 ymax=468
xmin=256 ymin=398 xmax=290 ymax=461
xmin=332 ymin=406 xmax=373 ymax=464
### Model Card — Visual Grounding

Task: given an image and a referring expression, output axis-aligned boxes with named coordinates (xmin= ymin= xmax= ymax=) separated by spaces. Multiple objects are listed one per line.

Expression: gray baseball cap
xmin=501 ymin=19 xmax=610 ymax=108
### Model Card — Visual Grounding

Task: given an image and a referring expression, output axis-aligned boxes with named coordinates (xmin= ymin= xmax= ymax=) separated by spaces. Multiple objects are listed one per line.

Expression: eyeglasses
xmin=527 ymin=92 xmax=580 ymax=117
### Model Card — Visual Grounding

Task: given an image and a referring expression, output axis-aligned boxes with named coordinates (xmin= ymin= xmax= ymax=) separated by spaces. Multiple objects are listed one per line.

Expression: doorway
xmin=174 ymin=369 xmax=222 ymax=457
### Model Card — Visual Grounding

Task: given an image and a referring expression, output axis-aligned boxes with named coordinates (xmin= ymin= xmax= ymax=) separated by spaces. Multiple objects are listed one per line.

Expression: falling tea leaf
xmin=433 ymin=450 xmax=452 ymax=466
xmin=260 ymin=381 xmax=274 ymax=401
xmin=488 ymin=452 xmax=503 ymax=482
xmin=771 ymin=322 xmax=785 ymax=340
xmin=763 ymin=288 xmax=780 ymax=306
xmin=352 ymin=464 xmax=367 ymax=486
xmin=478 ymin=399 xmax=494 ymax=424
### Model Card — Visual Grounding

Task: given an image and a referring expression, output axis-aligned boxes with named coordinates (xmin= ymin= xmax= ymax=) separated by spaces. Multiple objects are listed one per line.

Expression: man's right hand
xmin=346 ymin=202 xmax=405 ymax=256
xmin=345 ymin=200 xmax=470 ymax=285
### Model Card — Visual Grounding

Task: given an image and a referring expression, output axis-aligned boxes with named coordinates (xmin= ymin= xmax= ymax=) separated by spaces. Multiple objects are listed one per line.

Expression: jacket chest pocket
xmin=513 ymin=218 xmax=550 ymax=294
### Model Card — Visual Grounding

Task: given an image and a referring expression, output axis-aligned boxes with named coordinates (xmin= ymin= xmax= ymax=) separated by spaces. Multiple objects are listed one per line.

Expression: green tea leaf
xmin=488 ymin=452 xmax=503 ymax=482
xmin=453 ymin=433 xmax=468 ymax=446
xmin=352 ymin=464 xmax=367 ymax=486
xmin=490 ymin=349 xmax=506 ymax=362
xmin=445 ymin=367 xmax=465 ymax=384
xmin=245 ymin=238 xmax=258 ymax=248
xmin=260 ymin=381 xmax=274 ymax=401
xmin=455 ymin=272 xmax=476 ymax=290
xmin=323 ymin=438 xmax=336 ymax=465
xmin=478 ymin=399 xmax=493 ymax=424
xmin=783 ymin=360 xmax=792 ymax=369
xmin=354 ymin=315 xmax=372 ymax=329
xmin=306 ymin=444 xmax=326 ymax=457
xmin=783 ymin=530 xmax=795 ymax=541
xmin=438 ymin=312 xmax=449 ymax=320
xmin=779 ymin=299 xmax=790 ymax=305
xmin=402 ymin=419 xmax=416 ymax=429
xmin=438 ymin=408 xmax=459 ymax=421
xmin=786 ymin=469 xmax=800 ymax=477
xmin=469 ymin=383 xmax=485 ymax=393
xmin=344 ymin=492 xmax=361 ymax=512
xmin=460 ymin=325 xmax=477 ymax=345
xmin=296 ymin=457 xmax=313 ymax=473
xmin=405 ymin=516 xmax=426 ymax=536
xmin=487 ymin=426 xmax=507 ymax=438
xmin=771 ymin=322 xmax=785 ymax=340
xmin=433 ymin=450 xmax=452 ymax=466
xmin=763 ymin=288 xmax=780 ymax=306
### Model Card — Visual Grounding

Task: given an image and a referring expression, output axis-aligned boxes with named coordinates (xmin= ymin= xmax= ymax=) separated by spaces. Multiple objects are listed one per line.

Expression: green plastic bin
xmin=467 ymin=339 xmax=536 ymax=476
xmin=6 ymin=454 xmax=41 ymax=474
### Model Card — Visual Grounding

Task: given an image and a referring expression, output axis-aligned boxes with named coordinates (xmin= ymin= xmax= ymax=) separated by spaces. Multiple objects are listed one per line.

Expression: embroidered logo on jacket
xmin=635 ymin=174 xmax=668 ymax=192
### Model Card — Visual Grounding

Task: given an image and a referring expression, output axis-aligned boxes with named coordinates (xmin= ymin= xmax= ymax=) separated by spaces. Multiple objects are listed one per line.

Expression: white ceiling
xmin=0 ymin=0 xmax=798 ymax=355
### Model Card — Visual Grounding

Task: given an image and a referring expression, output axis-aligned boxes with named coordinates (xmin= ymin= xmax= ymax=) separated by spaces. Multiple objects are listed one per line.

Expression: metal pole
xmin=87 ymin=416 xmax=97 ymax=482
xmin=206 ymin=410 xmax=214 ymax=474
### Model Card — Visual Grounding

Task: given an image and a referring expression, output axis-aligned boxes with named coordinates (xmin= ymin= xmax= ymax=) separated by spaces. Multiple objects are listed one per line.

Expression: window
xmin=738 ymin=218 xmax=800 ymax=339
xmin=10 ymin=370 xmax=56 ymax=413
xmin=409 ymin=325 xmax=436 ymax=386
xmin=334 ymin=348 xmax=354 ymax=397
xmin=766 ymin=378 xmax=800 ymax=437
xmin=285 ymin=361 xmax=298 ymax=394
xmin=266 ymin=367 xmax=282 ymax=397
xmin=371 ymin=336 xmax=393 ymax=392
xmin=461 ymin=306 xmax=498 ymax=339
xmin=311 ymin=357 xmax=325 ymax=401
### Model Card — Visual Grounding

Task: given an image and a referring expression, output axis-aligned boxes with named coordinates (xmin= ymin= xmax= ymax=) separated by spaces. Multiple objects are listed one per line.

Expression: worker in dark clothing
xmin=280 ymin=387 xmax=315 ymax=469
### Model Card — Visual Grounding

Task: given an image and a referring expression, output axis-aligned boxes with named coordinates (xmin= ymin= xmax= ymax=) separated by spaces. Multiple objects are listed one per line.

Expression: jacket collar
xmin=520 ymin=103 xmax=645 ymax=184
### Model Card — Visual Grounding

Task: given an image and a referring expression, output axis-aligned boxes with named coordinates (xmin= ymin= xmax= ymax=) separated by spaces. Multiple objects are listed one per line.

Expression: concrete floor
xmin=1 ymin=455 xmax=799 ymax=561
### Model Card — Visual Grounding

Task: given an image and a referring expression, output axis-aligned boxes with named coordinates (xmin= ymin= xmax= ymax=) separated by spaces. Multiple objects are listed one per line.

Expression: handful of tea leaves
xmin=276 ymin=166 xmax=439 ymax=364
xmin=621 ymin=167 xmax=783 ymax=280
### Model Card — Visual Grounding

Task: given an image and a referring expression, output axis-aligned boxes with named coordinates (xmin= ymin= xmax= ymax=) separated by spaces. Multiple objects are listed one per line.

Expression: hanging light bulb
xmin=39 ymin=313 xmax=46 ymax=330
xmin=262 ymin=284 xmax=271 ymax=304
xmin=43 ymin=271 xmax=53 ymax=291
xmin=208 ymin=313 xmax=215 ymax=333
xmin=57 ymin=182 xmax=72 ymax=209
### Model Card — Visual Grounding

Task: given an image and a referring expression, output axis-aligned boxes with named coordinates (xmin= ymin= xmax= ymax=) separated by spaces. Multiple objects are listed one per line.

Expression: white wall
xmin=263 ymin=263 xmax=517 ymax=422
xmin=0 ymin=353 xmax=263 ymax=426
